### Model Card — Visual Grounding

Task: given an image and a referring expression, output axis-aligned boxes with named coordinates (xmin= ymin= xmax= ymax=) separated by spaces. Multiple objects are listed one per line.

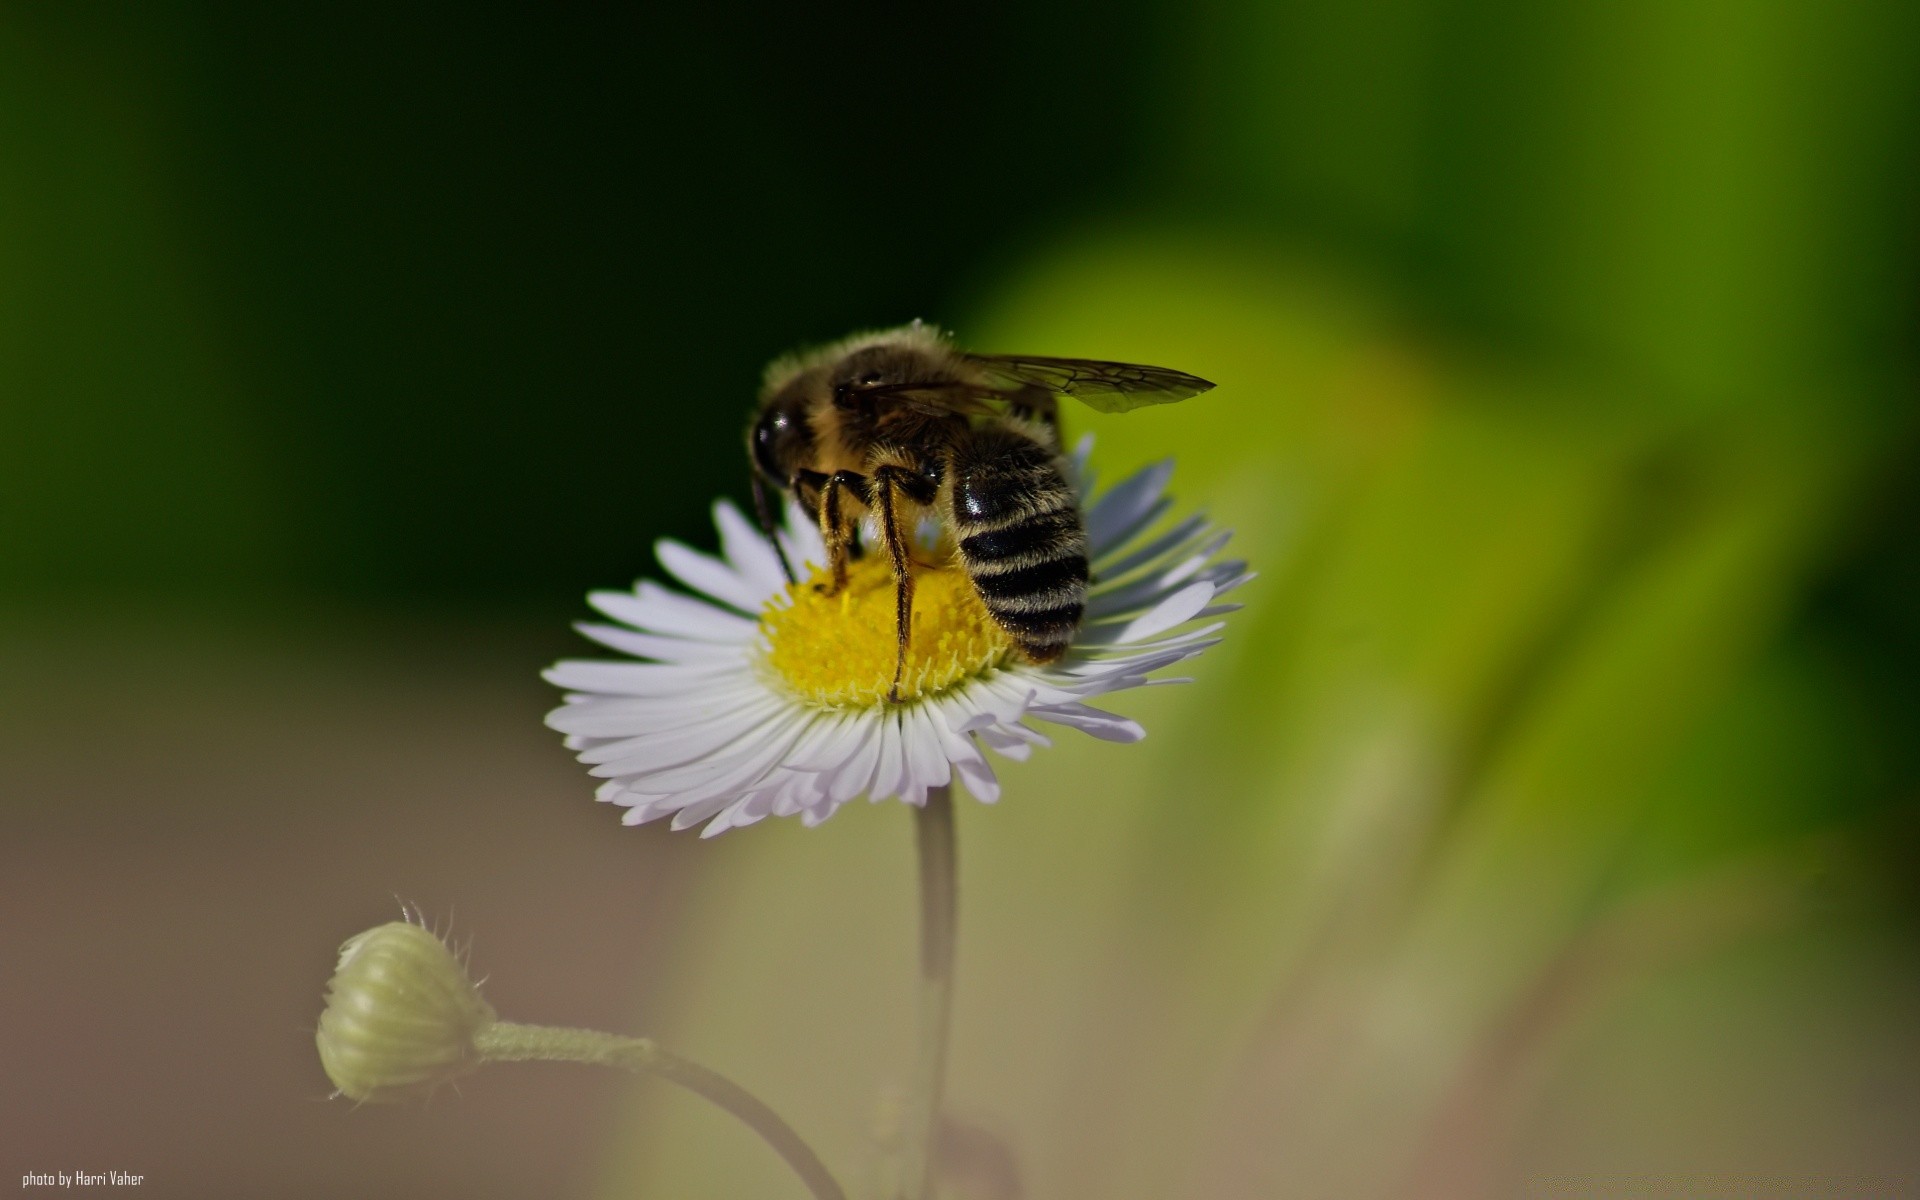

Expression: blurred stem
xmin=474 ymin=1022 xmax=845 ymax=1200
xmin=904 ymin=785 xmax=958 ymax=1200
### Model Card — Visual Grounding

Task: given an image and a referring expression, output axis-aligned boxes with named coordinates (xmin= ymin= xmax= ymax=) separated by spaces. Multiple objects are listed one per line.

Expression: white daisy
xmin=543 ymin=439 xmax=1248 ymax=836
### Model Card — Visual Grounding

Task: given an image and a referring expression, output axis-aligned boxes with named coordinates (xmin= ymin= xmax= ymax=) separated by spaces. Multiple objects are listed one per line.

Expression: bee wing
xmin=965 ymin=354 xmax=1215 ymax=413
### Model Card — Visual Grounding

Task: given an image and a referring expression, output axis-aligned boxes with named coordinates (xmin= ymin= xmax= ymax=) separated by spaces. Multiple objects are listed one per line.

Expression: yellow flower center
xmin=761 ymin=554 xmax=1014 ymax=708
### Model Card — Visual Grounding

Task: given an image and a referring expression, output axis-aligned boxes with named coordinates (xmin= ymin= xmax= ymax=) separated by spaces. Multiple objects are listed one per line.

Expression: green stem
xmin=903 ymin=784 xmax=958 ymax=1200
xmin=474 ymin=1021 xmax=845 ymax=1200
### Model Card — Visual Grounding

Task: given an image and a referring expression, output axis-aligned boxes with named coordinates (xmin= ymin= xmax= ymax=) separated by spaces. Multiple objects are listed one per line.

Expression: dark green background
xmin=1 ymin=3 xmax=1176 ymax=605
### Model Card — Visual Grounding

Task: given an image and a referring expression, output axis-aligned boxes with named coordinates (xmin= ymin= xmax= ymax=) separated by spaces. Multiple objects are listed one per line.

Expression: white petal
xmin=976 ymin=722 xmax=1047 ymax=761
xmin=1085 ymin=460 xmax=1174 ymax=553
xmin=828 ymin=723 xmax=885 ymax=803
xmin=870 ymin=711 xmax=910 ymax=800
xmin=613 ymin=707 xmax=807 ymax=791
xmin=1092 ymin=513 xmax=1208 ymax=581
xmin=695 ymin=798 xmax=756 ymax=837
xmin=1152 ymin=543 xmax=1228 ymax=592
xmin=1108 ymin=580 xmax=1216 ymax=642
xmin=634 ymin=710 xmax=815 ymax=802
xmin=1208 ymin=564 xmax=1255 ymax=596
xmin=926 ymin=701 xmax=998 ymax=803
xmin=1069 ymin=618 xmax=1226 ymax=653
xmin=544 ymin=660 xmax=741 ymax=696
xmin=588 ymin=583 xmax=756 ymax=641
xmin=669 ymin=794 xmax=740 ymax=832
xmin=990 ymin=670 xmax=1084 ymax=710
xmin=573 ymin=623 xmax=747 ymax=664
xmin=1000 ymin=720 xmax=1053 ymax=748
xmin=579 ymin=696 xmax=787 ymax=771
xmin=974 ymin=728 xmax=1032 ymax=762
xmin=949 ymin=674 xmax=1036 ymax=729
xmin=1086 ymin=544 xmax=1230 ymax=618
xmin=801 ymin=800 xmax=844 ymax=827
xmin=767 ymin=771 xmax=829 ymax=817
xmin=782 ymin=713 xmax=862 ymax=776
xmin=1060 ymin=642 xmax=1215 ymax=685
xmin=909 ymin=704 xmax=954 ymax=789
xmin=1067 ymin=432 xmax=1095 ymax=479
xmin=656 ymin=540 xmax=765 ymax=613
xmin=927 ymin=697 xmax=979 ymax=760
xmin=1030 ymin=702 xmax=1146 ymax=742
xmin=777 ymin=500 xmax=825 ymax=575
xmin=954 ymin=744 xmax=1000 ymax=803
xmin=549 ymin=688 xmax=765 ymax=740
xmin=715 ymin=500 xmax=790 ymax=599
xmin=1090 ymin=576 xmax=1205 ymax=641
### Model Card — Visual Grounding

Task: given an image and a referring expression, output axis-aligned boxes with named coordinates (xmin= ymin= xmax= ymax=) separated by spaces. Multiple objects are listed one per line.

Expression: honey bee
xmin=747 ymin=321 xmax=1214 ymax=702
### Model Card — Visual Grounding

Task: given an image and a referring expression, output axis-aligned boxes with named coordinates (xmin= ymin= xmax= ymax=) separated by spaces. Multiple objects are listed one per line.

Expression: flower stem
xmin=474 ymin=1021 xmax=845 ymax=1200
xmin=904 ymin=784 xmax=957 ymax=1200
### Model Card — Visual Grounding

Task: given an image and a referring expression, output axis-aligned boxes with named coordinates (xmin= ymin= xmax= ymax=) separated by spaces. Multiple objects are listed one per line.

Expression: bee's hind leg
xmin=870 ymin=465 xmax=939 ymax=704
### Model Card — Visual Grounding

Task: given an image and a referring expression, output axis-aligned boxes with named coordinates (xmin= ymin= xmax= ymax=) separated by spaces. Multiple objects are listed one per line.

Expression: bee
xmin=747 ymin=321 xmax=1214 ymax=702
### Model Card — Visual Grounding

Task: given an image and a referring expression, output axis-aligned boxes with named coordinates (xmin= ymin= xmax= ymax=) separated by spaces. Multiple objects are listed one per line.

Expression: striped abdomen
xmin=946 ymin=428 xmax=1088 ymax=663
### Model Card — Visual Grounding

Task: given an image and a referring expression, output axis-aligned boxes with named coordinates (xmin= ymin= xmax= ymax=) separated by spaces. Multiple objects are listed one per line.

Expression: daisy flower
xmin=543 ymin=439 xmax=1247 ymax=835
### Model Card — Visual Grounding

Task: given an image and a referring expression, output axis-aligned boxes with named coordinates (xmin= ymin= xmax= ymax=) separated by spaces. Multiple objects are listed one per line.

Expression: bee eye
xmin=751 ymin=413 xmax=783 ymax=479
xmin=859 ymin=370 xmax=882 ymax=386
xmin=751 ymin=405 xmax=808 ymax=483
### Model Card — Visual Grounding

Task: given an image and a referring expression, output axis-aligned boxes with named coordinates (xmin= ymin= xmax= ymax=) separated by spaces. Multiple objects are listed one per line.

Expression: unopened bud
xmin=316 ymin=920 xmax=496 ymax=1103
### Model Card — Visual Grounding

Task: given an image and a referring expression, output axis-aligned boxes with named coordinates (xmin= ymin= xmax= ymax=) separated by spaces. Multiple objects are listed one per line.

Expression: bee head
xmin=748 ymin=383 xmax=815 ymax=487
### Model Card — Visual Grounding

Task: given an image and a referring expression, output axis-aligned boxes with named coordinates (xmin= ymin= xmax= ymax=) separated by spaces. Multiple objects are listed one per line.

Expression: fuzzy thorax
xmin=760 ymin=555 xmax=1013 ymax=708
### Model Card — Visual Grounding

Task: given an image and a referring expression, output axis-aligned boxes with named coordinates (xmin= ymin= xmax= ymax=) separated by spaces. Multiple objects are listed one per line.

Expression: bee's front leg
xmin=794 ymin=468 xmax=868 ymax=595
xmin=750 ymin=473 xmax=796 ymax=585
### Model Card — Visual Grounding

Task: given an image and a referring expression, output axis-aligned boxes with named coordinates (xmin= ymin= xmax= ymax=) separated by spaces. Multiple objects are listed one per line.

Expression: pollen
xmin=761 ymin=554 xmax=1014 ymax=708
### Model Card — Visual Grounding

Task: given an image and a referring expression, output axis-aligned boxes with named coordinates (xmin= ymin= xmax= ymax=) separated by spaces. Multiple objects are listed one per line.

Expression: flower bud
xmin=316 ymin=920 xmax=496 ymax=1103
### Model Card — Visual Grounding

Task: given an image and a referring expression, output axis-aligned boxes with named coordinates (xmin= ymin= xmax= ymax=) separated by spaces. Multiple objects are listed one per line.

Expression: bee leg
xmin=796 ymin=468 xmax=868 ymax=595
xmin=870 ymin=465 xmax=939 ymax=704
xmin=750 ymin=473 xmax=796 ymax=585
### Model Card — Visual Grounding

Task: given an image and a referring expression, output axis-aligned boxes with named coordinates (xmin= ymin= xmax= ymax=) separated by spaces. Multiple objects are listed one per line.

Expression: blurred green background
xmin=3 ymin=3 xmax=1917 ymax=1199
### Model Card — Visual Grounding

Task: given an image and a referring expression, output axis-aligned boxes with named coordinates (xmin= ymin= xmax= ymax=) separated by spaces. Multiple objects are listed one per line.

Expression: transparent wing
xmin=966 ymin=354 xmax=1215 ymax=414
